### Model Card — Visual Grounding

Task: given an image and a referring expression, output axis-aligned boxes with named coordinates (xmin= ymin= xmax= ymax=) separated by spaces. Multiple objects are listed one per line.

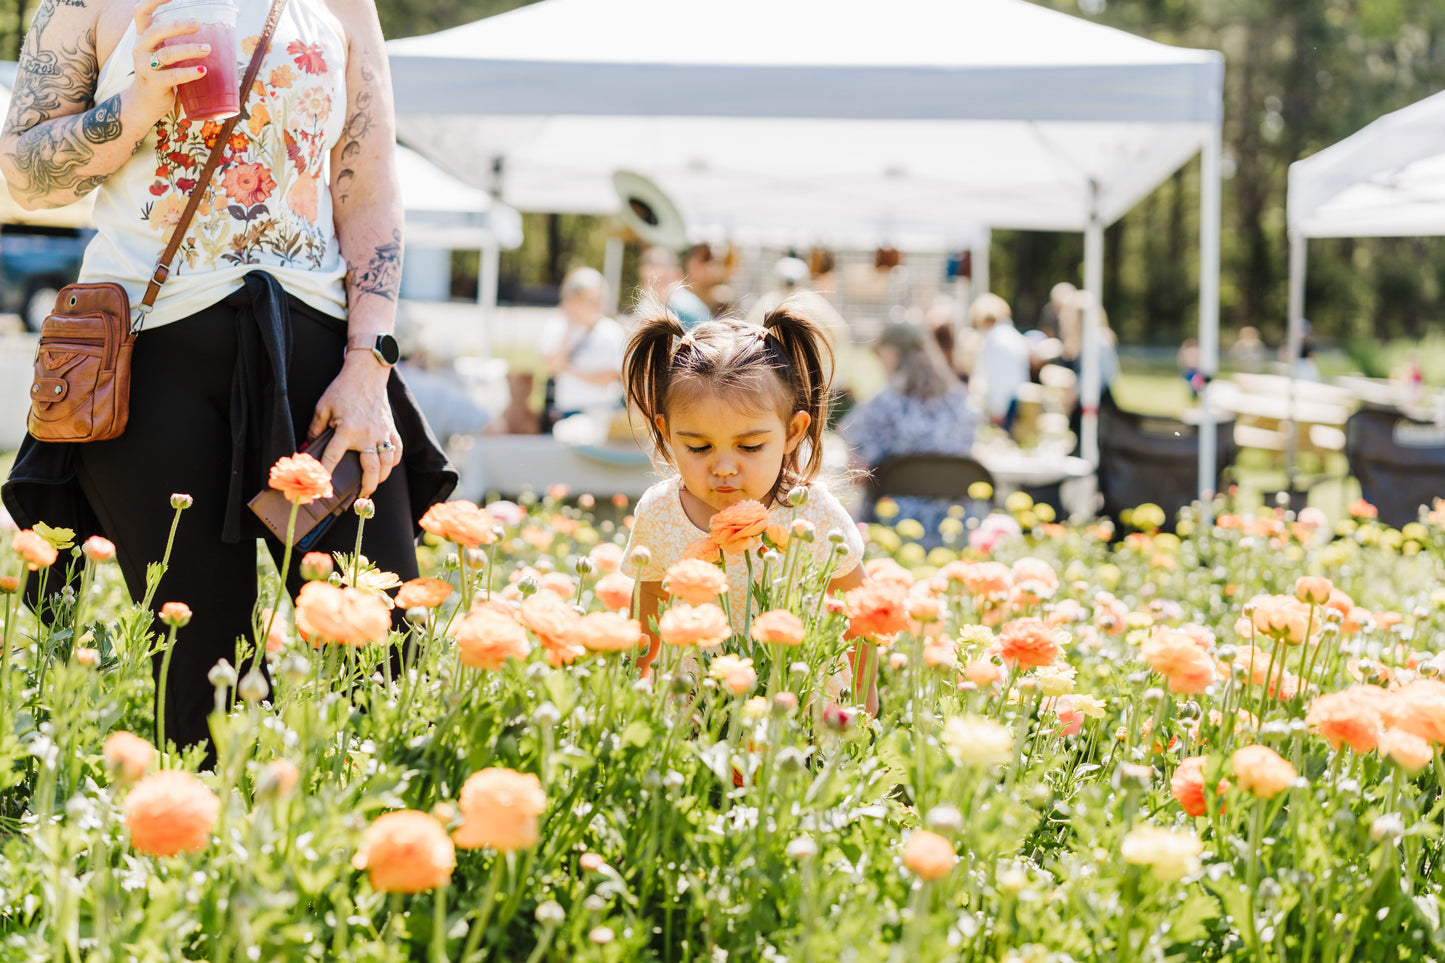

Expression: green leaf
xmin=620 ymin=720 xmax=653 ymax=748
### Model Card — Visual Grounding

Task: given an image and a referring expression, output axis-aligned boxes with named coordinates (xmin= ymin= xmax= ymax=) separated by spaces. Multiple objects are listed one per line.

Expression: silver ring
xmin=149 ymin=57 xmax=162 ymax=69
xmin=374 ymin=441 xmax=394 ymax=453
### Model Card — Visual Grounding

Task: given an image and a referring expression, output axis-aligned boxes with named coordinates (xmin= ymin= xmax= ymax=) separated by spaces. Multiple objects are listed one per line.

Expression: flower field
xmin=4 ymin=486 xmax=1445 ymax=962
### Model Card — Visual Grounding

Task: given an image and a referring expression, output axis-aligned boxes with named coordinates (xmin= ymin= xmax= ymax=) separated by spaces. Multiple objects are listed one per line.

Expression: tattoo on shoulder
xmin=351 ymin=230 xmax=402 ymax=302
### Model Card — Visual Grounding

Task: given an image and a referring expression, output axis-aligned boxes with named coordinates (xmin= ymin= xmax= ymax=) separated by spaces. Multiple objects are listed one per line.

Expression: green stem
xmin=350 ymin=511 xmax=367 ymax=589
xmin=432 ymin=882 xmax=450 ymax=963
xmin=262 ymin=502 xmax=302 ymax=660
xmin=1 ymin=568 xmax=27 ymax=725
xmin=155 ymin=624 xmax=180 ymax=754
xmin=460 ymin=855 xmax=506 ymax=962
xmin=140 ymin=504 xmax=187 ymax=613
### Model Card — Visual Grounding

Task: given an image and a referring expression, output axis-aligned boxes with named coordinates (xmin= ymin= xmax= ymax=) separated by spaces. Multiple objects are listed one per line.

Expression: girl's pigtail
xmin=623 ymin=293 xmax=687 ymax=467
xmin=761 ymin=300 xmax=835 ymax=486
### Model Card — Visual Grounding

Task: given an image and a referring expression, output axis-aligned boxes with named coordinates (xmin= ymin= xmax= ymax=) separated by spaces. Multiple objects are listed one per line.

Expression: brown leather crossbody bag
xmin=26 ymin=0 xmax=288 ymax=443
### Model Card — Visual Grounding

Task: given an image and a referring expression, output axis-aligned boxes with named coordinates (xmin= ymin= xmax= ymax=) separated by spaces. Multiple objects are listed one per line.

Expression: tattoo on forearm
xmin=8 ymin=92 xmax=123 ymax=201
xmin=350 ymin=230 xmax=402 ymax=302
xmin=335 ymin=63 xmax=375 ymax=205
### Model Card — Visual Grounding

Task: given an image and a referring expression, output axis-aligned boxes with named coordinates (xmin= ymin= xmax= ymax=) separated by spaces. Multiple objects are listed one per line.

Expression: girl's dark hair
xmin=623 ymin=293 xmax=835 ymax=502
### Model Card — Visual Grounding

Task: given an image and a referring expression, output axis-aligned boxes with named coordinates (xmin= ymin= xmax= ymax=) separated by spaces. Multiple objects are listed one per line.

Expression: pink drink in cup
xmin=153 ymin=0 xmax=240 ymax=122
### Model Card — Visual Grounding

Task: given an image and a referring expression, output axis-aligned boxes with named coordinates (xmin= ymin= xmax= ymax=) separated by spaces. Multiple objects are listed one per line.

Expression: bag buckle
xmin=130 ymin=304 xmax=150 ymax=335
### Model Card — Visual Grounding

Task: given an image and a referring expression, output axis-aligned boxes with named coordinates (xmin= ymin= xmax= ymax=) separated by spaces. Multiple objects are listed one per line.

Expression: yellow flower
xmin=1120 ymin=825 xmax=1202 ymax=881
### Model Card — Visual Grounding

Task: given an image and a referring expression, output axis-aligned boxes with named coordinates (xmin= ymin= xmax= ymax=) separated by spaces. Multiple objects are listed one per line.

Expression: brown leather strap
xmin=139 ymin=0 xmax=290 ymax=317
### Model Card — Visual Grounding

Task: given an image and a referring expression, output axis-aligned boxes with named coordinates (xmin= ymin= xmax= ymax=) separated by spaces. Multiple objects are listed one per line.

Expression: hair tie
xmin=755 ymin=326 xmax=772 ymax=342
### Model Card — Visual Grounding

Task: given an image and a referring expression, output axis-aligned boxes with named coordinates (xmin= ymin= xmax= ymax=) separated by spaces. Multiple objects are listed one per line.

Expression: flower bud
xmin=1142 ymin=687 xmax=1163 ymax=707
xmin=208 ymin=659 xmax=238 ymax=690
xmin=300 ymin=552 xmax=333 ymax=582
xmin=786 ymin=836 xmax=818 ymax=860
xmin=170 ymin=493 xmax=193 ymax=510
xmin=579 ymin=852 xmax=605 ymax=872
xmin=589 ymin=927 xmax=614 ymax=945
xmin=75 ymin=647 xmax=99 ymax=667
xmin=1370 ymin=813 xmax=1405 ymax=844
xmin=575 ymin=556 xmax=594 ymax=575
xmin=822 ymin=704 xmax=853 ymax=732
xmin=629 ymin=546 xmax=652 ymax=569
xmin=535 ymin=901 xmax=566 ymax=926
xmin=787 ymin=486 xmax=809 ymax=508
xmin=159 ymin=601 xmax=192 ymax=628
xmin=353 ymin=497 xmax=376 ymax=519
xmin=405 ymin=605 xmax=429 ymax=626
xmin=1115 ymin=763 xmax=1153 ymax=792
xmin=82 ymin=536 xmax=116 ymax=563
xmin=281 ymin=654 xmax=310 ymax=683
xmin=1216 ymin=644 xmax=1237 ymax=664
xmin=925 ymin=804 xmax=964 ymax=834
xmin=464 ymin=547 xmax=488 ymax=569
xmin=777 ymin=746 xmax=807 ymax=774
xmin=238 ymin=668 xmax=269 ymax=704
xmin=256 ymin=759 xmax=299 ymax=800
xmin=772 ymin=691 xmax=798 ymax=716
xmin=517 ymin=576 xmax=539 ymax=598
xmin=827 ymin=529 xmax=846 ymax=545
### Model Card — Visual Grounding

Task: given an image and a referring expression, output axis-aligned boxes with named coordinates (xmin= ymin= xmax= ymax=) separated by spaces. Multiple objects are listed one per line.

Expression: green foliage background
xmin=3 ymin=0 xmax=1444 ymax=348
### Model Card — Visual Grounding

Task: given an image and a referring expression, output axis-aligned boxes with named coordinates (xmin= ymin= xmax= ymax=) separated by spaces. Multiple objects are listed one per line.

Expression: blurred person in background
xmin=540 ymin=267 xmax=627 ymax=429
xmin=1037 ymin=281 xmax=1076 ymax=338
xmin=1228 ymin=325 xmax=1267 ymax=373
xmin=1058 ymin=289 xmax=1119 ymax=443
xmin=840 ymin=322 xmax=980 ymax=537
xmin=970 ymin=293 xmax=1030 ymax=429
xmin=638 ymin=245 xmax=711 ymax=330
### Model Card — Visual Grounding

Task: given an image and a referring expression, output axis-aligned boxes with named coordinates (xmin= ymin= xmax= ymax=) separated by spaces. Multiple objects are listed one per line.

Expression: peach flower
xmin=518 ymin=592 xmax=585 ymax=665
xmin=577 ymin=612 xmax=644 ymax=654
xmin=12 ymin=530 xmax=57 ymax=569
xmin=454 ymin=608 xmax=530 ymax=669
xmin=844 ymin=581 xmax=911 ymax=639
xmin=294 ymin=581 xmax=391 ymax=647
xmin=1379 ymin=729 xmax=1433 ymax=774
xmin=1294 ymin=576 xmax=1333 ymax=606
xmin=664 ymin=558 xmax=729 ymax=605
xmin=1171 ymin=755 xmax=1227 ymax=817
xmin=902 ymin=830 xmax=955 ymax=881
xmin=682 ymin=538 xmax=722 ymax=563
xmin=354 ymin=810 xmax=456 ymax=892
xmin=594 ymin=571 xmax=636 ymax=612
xmin=159 ymin=601 xmax=192 ymax=628
xmin=1392 ymin=679 xmax=1445 ymax=744
xmin=961 ymin=562 xmax=1012 ymax=600
xmin=1141 ymin=629 xmax=1216 ymax=694
xmin=865 ymin=558 xmax=914 ymax=590
xmin=709 ymin=500 xmax=770 ymax=555
xmin=124 ymin=770 xmax=219 ymax=856
xmin=539 ymin=572 xmax=576 ymax=599
xmin=453 ymin=768 xmax=546 ymax=852
xmin=267 ymin=453 xmax=333 ymax=505
xmin=708 ymin=653 xmax=757 ymax=695
xmin=588 ymin=542 xmax=625 ymax=573
xmin=751 ymin=609 xmax=805 ymax=647
xmin=1306 ymin=689 xmax=1383 ymax=752
xmin=394 ymin=577 xmax=453 ymax=610
xmin=102 ymin=731 xmax=155 ymax=784
xmin=1251 ymin=594 xmax=1315 ymax=646
xmin=923 ymin=639 xmax=958 ymax=670
xmin=82 ymin=535 xmax=116 ymax=563
xmin=1231 ymin=745 xmax=1296 ymax=798
xmin=964 ymin=659 xmax=1001 ymax=688
xmin=997 ymin=617 xmax=1065 ymax=668
xmin=658 ymin=602 xmax=731 ymax=649
xmin=1055 ymin=696 xmax=1084 ymax=737
xmin=419 ymin=501 xmax=498 ymax=548
xmin=300 ymin=551 xmax=333 ymax=581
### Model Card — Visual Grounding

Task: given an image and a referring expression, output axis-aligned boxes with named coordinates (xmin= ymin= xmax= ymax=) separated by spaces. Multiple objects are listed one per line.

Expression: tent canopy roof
xmin=1288 ymin=89 xmax=1445 ymax=239
xmin=387 ymin=0 xmax=1222 ymax=235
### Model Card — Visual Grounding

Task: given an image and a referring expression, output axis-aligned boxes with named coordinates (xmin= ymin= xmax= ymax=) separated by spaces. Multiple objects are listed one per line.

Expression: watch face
xmin=374 ymin=334 xmax=401 ymax=366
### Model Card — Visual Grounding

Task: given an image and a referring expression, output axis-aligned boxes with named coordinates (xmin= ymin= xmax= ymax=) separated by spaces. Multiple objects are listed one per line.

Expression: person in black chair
xmin=839 ymin=322 xmax=981 ymax=543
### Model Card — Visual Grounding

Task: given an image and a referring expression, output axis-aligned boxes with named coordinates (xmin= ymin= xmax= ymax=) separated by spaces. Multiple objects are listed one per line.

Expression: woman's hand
xmin=130 ymin=0 xmax=209 ymax=125
xmin=307 ymin=357 xmax=402 ymax=498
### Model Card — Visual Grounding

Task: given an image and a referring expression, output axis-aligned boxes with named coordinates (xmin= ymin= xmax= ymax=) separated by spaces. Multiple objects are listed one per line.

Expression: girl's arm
xmin=0 ymin=0 xmax=205 ymax=210
xmin=635 ymin=579 xmax=666 ymax=678
xmin=828 ymin=565 xmax=879 ymax=716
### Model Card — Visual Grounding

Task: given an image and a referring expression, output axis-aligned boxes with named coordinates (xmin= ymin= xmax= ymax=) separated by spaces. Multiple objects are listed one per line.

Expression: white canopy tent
xmin=1284 ymin=90 xmax=1445 ymax=476
xmin=387 ymin=0 xmax=1226 ymax=495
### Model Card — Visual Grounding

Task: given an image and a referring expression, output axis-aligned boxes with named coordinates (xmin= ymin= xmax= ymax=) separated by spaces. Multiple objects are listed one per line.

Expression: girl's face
xmin=657 ymin=394 xmax=810 ymax=516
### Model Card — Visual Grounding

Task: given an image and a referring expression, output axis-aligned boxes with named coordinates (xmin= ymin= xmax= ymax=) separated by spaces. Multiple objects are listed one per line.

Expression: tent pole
xmin=1197 ymin=122 xmax=1222 ymax=526
xmin=478 ymin=241 xmax=500 ymax=358
xmin=972 ymin=230 xmax=990 ymax=298
xmin=1081 ymin=183 xmax=1103 ymax=468
xmin=1284 ymin=230 xmax=1306 ymax=492
xmin=603 ymin=234 xmax=625 ymax=316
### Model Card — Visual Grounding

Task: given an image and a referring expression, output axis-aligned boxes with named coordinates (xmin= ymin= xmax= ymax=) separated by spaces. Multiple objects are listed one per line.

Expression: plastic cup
xmin=153 ymin=0 xmax=240 ymax=122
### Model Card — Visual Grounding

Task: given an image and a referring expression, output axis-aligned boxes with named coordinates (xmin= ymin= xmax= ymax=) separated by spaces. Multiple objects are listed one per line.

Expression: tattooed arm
xmin=307 ymin=0 xmax=405 ymax=497
xmin=0 ymin=0 xmax=208 ymax=210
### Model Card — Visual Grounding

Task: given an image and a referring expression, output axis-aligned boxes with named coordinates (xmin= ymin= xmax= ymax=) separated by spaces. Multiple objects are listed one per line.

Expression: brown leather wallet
xmin=247 ymin=427 xmax=363 ymax=547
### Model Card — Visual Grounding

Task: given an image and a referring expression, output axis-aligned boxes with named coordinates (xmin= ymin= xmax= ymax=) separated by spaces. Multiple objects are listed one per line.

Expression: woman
xmin=0 ymin=0 xmax=455 ymax=759
xmin=538 ymin=267 xmax=626 ymax=429
xmin=840 ymin=322 xmax=980 ymax=541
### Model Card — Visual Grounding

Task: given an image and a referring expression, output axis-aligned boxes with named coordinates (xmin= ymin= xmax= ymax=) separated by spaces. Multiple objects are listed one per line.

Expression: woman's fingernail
xmin=197 ymin=66 xmax=206 ymax=75
xmin=199 ymin=44 xmax=210 ymax=53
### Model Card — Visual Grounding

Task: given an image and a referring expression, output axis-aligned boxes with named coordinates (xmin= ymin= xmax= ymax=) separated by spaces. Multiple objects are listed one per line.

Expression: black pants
xmin=73 ymin=303 xmax=419 ymax=756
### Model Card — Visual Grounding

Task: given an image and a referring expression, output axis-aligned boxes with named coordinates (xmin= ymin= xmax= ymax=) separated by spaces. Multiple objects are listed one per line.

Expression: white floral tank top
xmin=81 ymin=0 xmax=349 ymax=328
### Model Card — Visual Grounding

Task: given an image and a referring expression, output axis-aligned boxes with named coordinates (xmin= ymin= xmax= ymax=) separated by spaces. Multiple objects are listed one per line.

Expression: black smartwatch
xmin=347 ymin=332 xmax=400 ymax=367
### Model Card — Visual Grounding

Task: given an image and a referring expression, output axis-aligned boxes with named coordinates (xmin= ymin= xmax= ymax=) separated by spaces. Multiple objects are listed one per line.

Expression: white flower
xmin=941 ymin=715 xmax=1013 ymax=768
xmin=1120 ymin=825 xmax=1203 ymax=881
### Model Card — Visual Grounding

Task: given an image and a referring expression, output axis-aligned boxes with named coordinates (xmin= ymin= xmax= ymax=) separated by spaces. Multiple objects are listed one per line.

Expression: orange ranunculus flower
xmin=159 ymin=601 xmax=192 ymax=628
xmin=124 ymin=770 xmax=219 ymax=856
xmin=1379 ymin=728 xmax=1433 ymax=774
xmin=1294 ymin=576 xmax=1333 ymax=606
xmin=658 ymin=602 xmax=731 ymax=649
xmin=902 ymin=830 xmax=955 ymax=881
xmin=844 ymin=581 xmax=910 ymax=639
xmin=865 ymin=558 xmax=914 ymax=589
xmin=908 ymin=590 xmax=943 ymax=625
xmin=923 ymin=639 xmax=959 ymax=670
xmin=299 ymin=551 xmax=333 ymax=581
xmin=682 ymin=537 xmax=722 ymax=563
xmin=268 ymin=452 xmax=333 ymax=505
xmin=708 ymin=500 xmax=769 ymax=555
xmin=294 ymin=581 xmax=391 ymax=647
xmin=353 ymin=810 xmax=456 ymax=892
xmin=965 ymin=659 xmax=1001 ymax=687
xmin=1306 ymin=689 xmax=1383 ymax=752
xmin=453 ymin=768 xmax=546 ymax=852
xmin=752 ymin=609 xmax=805 ymax=647
xmin=0 ymin=576 xmax=17 ymax=593
xmin=1231 ymin=745 xmax=1296 ymax=799
xmin=708 ymin=653 xmax=757 ymax=695
xmin=577 ymin=612 xmax=644 ymax=653
xmin=394 ymin=577 xmax=454 ymax=610
xmin=588 ymin=542 xmax=625 ymax=573
xmin=997 ymin=617 xmax=1066 ymax=669
xmin=962 ymin=561 xmax=1012 ymax=600
xmin=1251 ymin=594 xmax=1315 ymax=646
xmin=82 ymin=535 xmax=116 ymax=563
xmin=12 ymin=530 xmax=57 ymax=569
xmin=764 ymin=523 xmax=789 ymax=551
xmin=1010 ymin=556 xmax=1059 ymax=602
xmin=1141 ymin=629 xmax=1216 ymax=695
xmin=594 ymin=571 xmax=636 ymax=612
xmin=1349 ymin=498 xmax=1378 ymax=519
xmin=519 ymin=591 xmax=579 ymax=645
xmin=419 ymin=500 xmax=498 ymax=548
xmin=102 ymin=731 xmax=155 ymax=784
xmin=1171 ymin=755 xmax=1227 ymax=817
xmin=539 ymin=572 xmax=575 ymax=599
xmin=454 ymin=607 xmax=530 ymax=669
xmin=1392 ymin=679 xmax=1445 ymax=744
xmin=663 ymin=558 xmax=728 ymax=605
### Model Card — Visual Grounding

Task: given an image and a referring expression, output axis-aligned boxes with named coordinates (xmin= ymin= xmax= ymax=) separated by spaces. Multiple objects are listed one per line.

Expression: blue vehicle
xmin=0 ymin=224 xmax=95 ymax=332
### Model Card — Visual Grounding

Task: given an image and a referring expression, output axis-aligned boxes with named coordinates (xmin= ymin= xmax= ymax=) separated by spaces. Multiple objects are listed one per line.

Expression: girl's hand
xmin=308 ymin=358 xmax=402 ymax=498
xmin=130 ymin=0 xmax=208 ymax=124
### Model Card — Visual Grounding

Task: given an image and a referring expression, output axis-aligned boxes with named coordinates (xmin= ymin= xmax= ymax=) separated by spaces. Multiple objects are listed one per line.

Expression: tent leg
xmin=603 ymin=235 xmax=625 ymax=316
xmin=1197 ymin=123 xmax=1222 ymax=524
xmin=1284 ymin=230 xmax=1307 ymax=490
xmin=1080 ymin=186 xmax=1103 ymax=468
xmin=478 ymin=241 xmax=500 ymax=357
xmin=972 ymin=231 xmax=990 ymax=299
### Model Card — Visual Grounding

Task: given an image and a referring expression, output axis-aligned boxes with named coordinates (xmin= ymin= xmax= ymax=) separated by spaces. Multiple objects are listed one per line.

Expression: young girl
xmin=620 ymin=299 xmax=875 ymax=710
